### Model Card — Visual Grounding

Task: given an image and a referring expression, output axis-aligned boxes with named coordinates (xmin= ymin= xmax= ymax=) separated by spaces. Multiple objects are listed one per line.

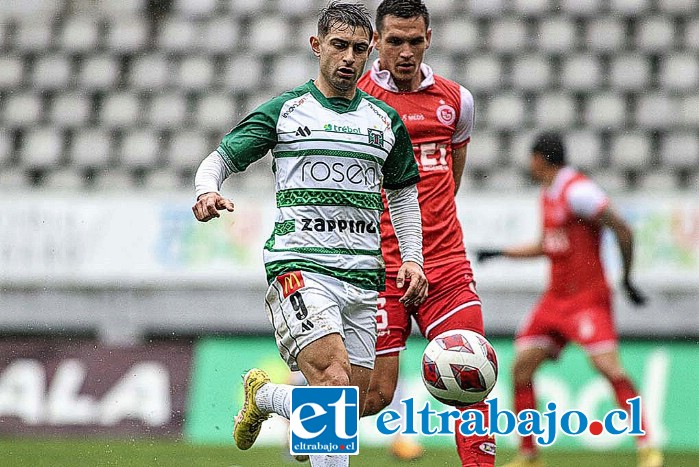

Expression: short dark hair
xmin=376 ymin=0 xmax=430 ymax=34
xmin=531 ymin=132 xmax=566 ymax=166
xmin=318 ymin=1 xmax=373 ymax=39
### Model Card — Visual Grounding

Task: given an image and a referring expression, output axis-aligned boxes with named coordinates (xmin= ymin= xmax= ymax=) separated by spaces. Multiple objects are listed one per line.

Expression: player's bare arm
xmin=476 ymin=239 xmax=544 ymax=263
xmin=452 ymin=145 xmax=467 ymax=195
xmin=192 ymin=192 xmax=234 ymax=222
xmin=397 ymin=260 xmax=428 ymax=306
xmin=598 ymin=207 xmax=647 ymax=306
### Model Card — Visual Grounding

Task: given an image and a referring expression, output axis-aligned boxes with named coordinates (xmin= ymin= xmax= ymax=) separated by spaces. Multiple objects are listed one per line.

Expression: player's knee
xmin=313 ymin=361 xmax=351 ymax=387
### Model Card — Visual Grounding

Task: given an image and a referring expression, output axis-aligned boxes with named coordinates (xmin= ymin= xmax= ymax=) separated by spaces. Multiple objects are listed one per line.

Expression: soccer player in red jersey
xmin=477 ymin=132 xmax=663 ymax=467
xmin=358 ymin=1 xmax=495 ymax=465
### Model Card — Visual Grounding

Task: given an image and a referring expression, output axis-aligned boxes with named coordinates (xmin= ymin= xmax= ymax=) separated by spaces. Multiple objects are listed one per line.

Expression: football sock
xmin=255 ymin=383 xmax=292 ymax=419
xmin=610 ymin=376 xmax=649 ymax=444
xmin=310 ymin=454 xmax=349 ymax=466
xmin=455 ymin=400 xmax=496 ymax=466
xmin=514 ymin=382 xmax=537 ymax=455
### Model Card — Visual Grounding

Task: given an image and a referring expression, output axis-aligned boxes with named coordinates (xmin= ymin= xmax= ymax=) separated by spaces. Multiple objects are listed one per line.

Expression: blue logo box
xmin=289 ymin=386 xmax=359 ymax=455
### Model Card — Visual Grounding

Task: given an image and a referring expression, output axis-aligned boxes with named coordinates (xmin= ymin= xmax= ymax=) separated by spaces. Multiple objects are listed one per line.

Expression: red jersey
xmin=542 ymin=167 xmax=610 ymax=298
xmin=358 ymin=60 xmax=475 ymax=273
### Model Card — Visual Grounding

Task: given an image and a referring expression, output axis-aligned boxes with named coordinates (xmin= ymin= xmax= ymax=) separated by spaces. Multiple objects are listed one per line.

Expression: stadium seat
xmin=0 ymin=55 xmax=24 ymax=89
xmin=660 ymin=132 xmax=699 ymax=168
xmin=560 ymin=0 xmax=602 ymax=16
xmin=78 ymin=56 xmax=119 ymax=90
xmin=679 ymin=94 xmax=699 ymax=127
xmin=584 ymin=93 xmax=626 ymax=129
xmin=14 ymin=17 xmax=54 ymax=52
xmin=488 ymin=18 xmax=528 ymax=53
xmin=119 ymin=129 xmax=161 ymax=168
xmin=169 ymin=132 xmax=209 ymax=170
xmin=32 ymin=54 xmax=72 ymax=90
xmin=148 ymin=168 xmax=186 ymax=191
xmin=439 ymin=17 xmax=479 ymax=53
xmin=609 ymin=54 xmax=651 ymax=91
xmin=686 ymin=19 xmax=699 ymax=50
xmin=467 ymin=0 xmax=507 ymax=17
xmin=2 ymin=92 xmax=42 ymax=127
xmin=635 ymin=16 xmax=676 ymax=52
xmin=466 ymin=132 xmax=502 ymax=170
xmin=659 ymin=0 xmax=696 ymax=13
xmin=60 ymin=15 xmax=100 ymax=53
xmin=158 ymin=18 xmax=199 ymax=53
xmin=19 ymin=127 xmax=64 ymax=169
xmin=585 ymin=18 xmax=626 ymax=52
xmin=50 ymin=92 xmax=92 ymax=128
xmin=512 ymin=0 xmax=551 ymax=16
xmin=129 ymin=54 xmax=171 ymax=90
xmin=94 ymin=0 xmax=146 ymax=17
xmin=0 ymin=168 xmax=28 ymax=189
xmin=173 ymin=0 xmax=218 ymax=18
xmin=534 ymin=93 xmax=577 ymax=128
xmin=424 ymin=55 xmax=454 ymax=82
xmin=100 ymin=92 xmax=143 ymax=128
xmin=149 ymin=93 xmax=188 ymax=129
xmin=461 ymin=55 xmax=504 ymax=92
xmin=659 ymin=54 xmax=699 ymax=91
xmin=611 ymin=0 xmax=651 ymax=15
xmin=510 ymin=130 xmax=538 ymax=169
xmin=200 ymin=17 xmax=239 ymax=53
xmin=222 ymin=55 xmax=264 ymax=92
xmin=92 ymin=168 xmax=137 ymax=191
xmin=224 ymin=0 xmax=267 ymax=16
xmin=566 ymin=130 xmax=603 ymax=170
xmin=69 ymin=128 xmax=113 ymax=169
xmin=486 ymin=94 xmax=526 ymax=130
xmin=635 ymin=93 xmax=678 ymax=129
xmin=278 ymin=0 xmax=320 ymax=17
xmin=249 ymin=17 xmax=290 ymax=54
xmin=0 ymin=129 xmax=11 ymax=167
xmin=195 ymin=93 xmax=238 ymax=131
xmin=589 ymin=170 xmax=629 ymax=192
xmin=537 ymin=17 xmax=577 ymax=53
xmin=637 ymin=171 xmax=679 ymax=191
xmin=177 ymin=56 xmax=215 ymax=90
xmin=106 ymin=16 xmax=149 ymax=53
xmin=561 ymin=55 xmax=602 ymax=91
xmin=269 ymin=54 xmax=317 ymax=93
xmin=609 ymin=133 xmax=652 ymax=169
xmin=44 ymin=168 xmax=86 ymax=191
xmin=511 ymin=55 xmax=552 ymax=90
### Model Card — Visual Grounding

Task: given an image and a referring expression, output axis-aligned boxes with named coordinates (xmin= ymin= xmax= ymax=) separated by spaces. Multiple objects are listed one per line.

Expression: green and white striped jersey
xmin=217 ymin=80 xmax=419 ymax=291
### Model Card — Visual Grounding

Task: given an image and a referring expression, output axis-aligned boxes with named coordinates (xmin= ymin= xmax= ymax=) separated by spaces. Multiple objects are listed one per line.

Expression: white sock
xmin=310 ymin=454 xmax=349 ymax=466
xmin=254 ymin=383 xmax=292 ymax=419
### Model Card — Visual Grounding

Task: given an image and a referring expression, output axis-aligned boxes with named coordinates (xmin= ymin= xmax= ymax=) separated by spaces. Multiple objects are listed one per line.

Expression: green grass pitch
xmin=1 ymin=439 xmax=697 ymax=466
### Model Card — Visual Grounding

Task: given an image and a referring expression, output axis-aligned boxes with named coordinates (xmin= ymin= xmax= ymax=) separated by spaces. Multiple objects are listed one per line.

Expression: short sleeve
xmin=567 ymin=180 xmax=609 ymax=220
xmin=217 ymin=98 xmax=283 ymax=172
xmin=382 ymin=117 xmax=420 ymax=190
xmin=452 ymin=86 xmax=475 ymax=149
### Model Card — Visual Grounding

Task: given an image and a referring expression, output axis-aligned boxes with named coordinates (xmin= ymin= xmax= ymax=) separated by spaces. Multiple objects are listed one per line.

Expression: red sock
xmin=455 ymin=401 xmax=496 ymax=466
xmin=514 ymin=383 xmax=537 ymax=455
xmin=610 ymin=376 xmax=649 ymax=444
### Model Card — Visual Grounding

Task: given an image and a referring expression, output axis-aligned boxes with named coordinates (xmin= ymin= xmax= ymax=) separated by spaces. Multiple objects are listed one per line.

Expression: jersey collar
xmin=369 ymin=59 xmax=435 ymax=92
xmin=307 ymin=80 xmax=363 ymax=114
xmin=546 ymin=166 xmax=576 ymax=199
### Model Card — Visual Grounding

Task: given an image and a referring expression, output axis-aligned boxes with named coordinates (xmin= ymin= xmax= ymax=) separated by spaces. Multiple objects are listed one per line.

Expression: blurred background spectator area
xmin=0 ymin=0 xmax=697 ymax=194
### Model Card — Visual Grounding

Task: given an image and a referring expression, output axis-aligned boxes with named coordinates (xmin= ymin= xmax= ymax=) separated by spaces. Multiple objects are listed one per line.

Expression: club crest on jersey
xmin=278 ymin=271 xmax=305 ymax=298
xmin=368 ymin=128 xmax=384 ymax=147
xmin=436 ymin=104 xmax=456 ymax=126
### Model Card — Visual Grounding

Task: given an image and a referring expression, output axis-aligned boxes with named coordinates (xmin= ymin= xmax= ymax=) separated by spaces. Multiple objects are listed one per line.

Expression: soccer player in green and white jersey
xmin=191 ymin=3 xmax=427 ymax=466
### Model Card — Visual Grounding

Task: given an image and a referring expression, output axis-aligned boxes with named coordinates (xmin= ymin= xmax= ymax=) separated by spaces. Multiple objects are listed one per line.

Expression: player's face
xmin=374 ymin=15 xmax=431 ymax=91
xmin=311 ymin=23 xmax=372 ymax=98
xmin=530 ymin=152 xmax=546 ymax=183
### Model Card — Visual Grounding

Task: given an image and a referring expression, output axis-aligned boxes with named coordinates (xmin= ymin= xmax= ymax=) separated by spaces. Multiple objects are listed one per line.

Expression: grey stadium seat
xmin=660 ymin=132 xmax=699 ymax=169
xmin=659 ymin=54 xmax=699 ymax=92
xmin=537 ymin=17 xmax=577 ymax=53
xmin=249 ymin=17 xmax=290 ymax=54
xmin=100 ymin=92 xmax=143 ymax=128
xmin=584 ymin=93 xmax=626 ymax=129
xmin=177 ymin=57 xmax=215 ymax=90
xmin=0 ymin=56 xmax=24 ymax=89
xmin=149 ymin=93 xmax=188 ymax=129
xmin=173 ymin=0 xmax=218 ymax=18
xmin=466 ymin=132 xmax=502 ymax=170
xmin=106 ymin=16 xmax=149 ymax=53
xmin=566 ymin=130 xmax=604 ymax=171
xmin=50 ymin=92 xmax=92 ymax=128
xmin=534 ymin=93 xmax=577 ymax=129
xmin=19 ymin=127 xmax=64 ymax=169
xmin=679 ymin=94 xmax=699 ymax=127
xmin=511 ymin=55 xmax=552 ymax=91
xmin=201 ymin=17 xmax=240 ymax=53
xmin=611 ymin=0 xmax=652 ymax=15
xmin=609 ymin=54 xmax=652 ymax=91
xmin=635 ymin=93 xmax=679 ymax=129
xmin=462 ymin=55 xmax=504 ymax=92
xmin=488 ymin=18 xmax=529 ymax=53
xmin=467 ymin=0 xmax=507 ymax=17
xmin=70 ymin=128 xmax=113 ymax=169
xmin=222 ymin=55 xmax=264 ymax=92
xmin=486 ymin=94 xmax=526 ymax=130
xmin=635 ymin=16 xmax=676 ymax=52
xmin=195 ymin=93 xmax=238 ymax=131
xmin=560 ymin=0 xmax=602 ymax=16
xmin=512 ymin=0 xmax=552 ymax=16
xmin=158 ymin=18 xmax=199 ymax=53
xmin=609 ymin=133 xmax=652 ymax=169
xmin=439 ymin=17 xmax=479 ymax=53
xmin=60 ymin=16 xmax=100 ymax=53
xmin=561 ymin=55 xmax=602 ymax=91
xmin=32 ymin=54 xmax=72 ymax=90
xmin=2 ymin=92 xmax=42 ymax=127
xmin=78 ymin=56 xmax=119 ymax=90
xmin=169 ymin=132 xmax=209 ymax=170
xmin=119 ymin=130 xmax=161 ymax=168
xmin=129 ymin=54 xmax=172 ymax=90
xmin=585 ymin=18 xmax=626 ymax=53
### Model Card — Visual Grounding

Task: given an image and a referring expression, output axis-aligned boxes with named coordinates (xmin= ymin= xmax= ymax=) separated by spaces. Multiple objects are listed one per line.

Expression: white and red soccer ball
xmin=421 ymin=329 xmax=498 ymax=406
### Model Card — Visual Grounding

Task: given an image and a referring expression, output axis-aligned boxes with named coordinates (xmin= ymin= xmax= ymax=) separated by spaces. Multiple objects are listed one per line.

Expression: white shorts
xmin=265 ymin=270 xmax=379 ymax=371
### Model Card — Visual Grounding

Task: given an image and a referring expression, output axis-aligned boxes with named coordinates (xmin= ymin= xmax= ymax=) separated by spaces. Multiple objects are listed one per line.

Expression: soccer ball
xmin=421 ymin=329 xmax=498 ymax=407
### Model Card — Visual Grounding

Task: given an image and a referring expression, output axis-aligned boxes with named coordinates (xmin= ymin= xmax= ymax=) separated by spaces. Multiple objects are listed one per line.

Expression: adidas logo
xmin=295 ymin=126 xmax=311 ymax=137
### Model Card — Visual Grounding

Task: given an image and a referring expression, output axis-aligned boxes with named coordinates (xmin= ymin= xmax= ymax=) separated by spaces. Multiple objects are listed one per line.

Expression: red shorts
xmin=376 ymin=261 xmax=484 ymax=356
xmin=515 ymin=290 xmax=618 ymax=358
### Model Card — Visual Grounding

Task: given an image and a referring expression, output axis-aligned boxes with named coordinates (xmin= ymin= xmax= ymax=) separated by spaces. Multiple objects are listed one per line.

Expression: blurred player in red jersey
xmin=477 ymin=132 xmax=663 ymax=467
xmin=358 ymin=1 xmax=495 ymax=465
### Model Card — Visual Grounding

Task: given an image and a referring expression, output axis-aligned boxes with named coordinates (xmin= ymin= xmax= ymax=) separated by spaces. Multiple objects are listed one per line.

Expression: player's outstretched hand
xmin=623 ymin=279 xmax=648 ymax=307
xmin=397 ymin=261 xmax=428 ymax=307
xmin=475 ymin=249 xmax=504 ymax=263
xmin=192 ymin=192 xmax=235 ymax=222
